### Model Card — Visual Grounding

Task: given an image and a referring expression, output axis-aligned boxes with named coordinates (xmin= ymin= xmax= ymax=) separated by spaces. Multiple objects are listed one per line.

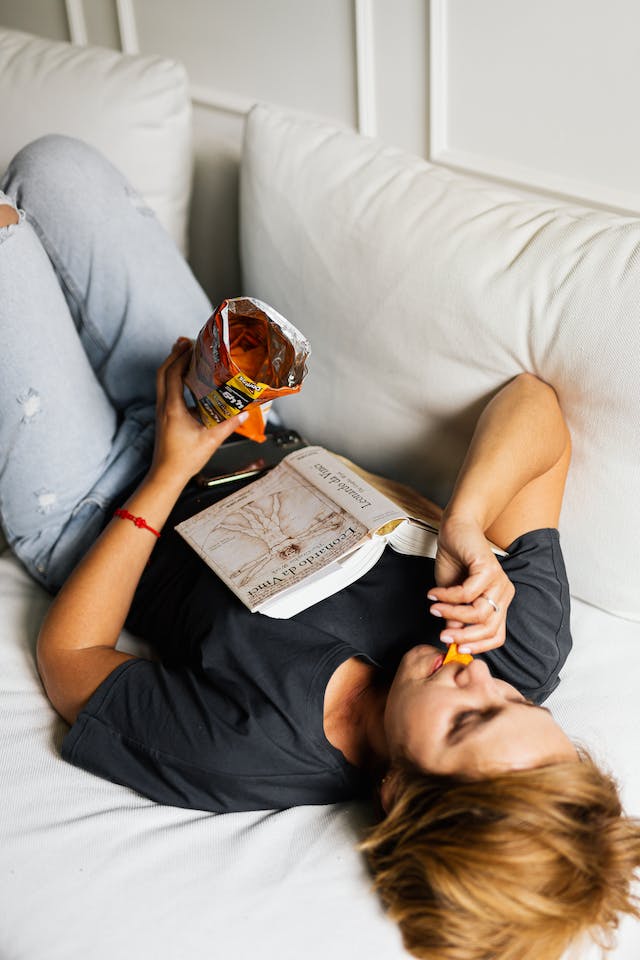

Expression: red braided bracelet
xmin=114 ymin=508 xmax=161 ymax=538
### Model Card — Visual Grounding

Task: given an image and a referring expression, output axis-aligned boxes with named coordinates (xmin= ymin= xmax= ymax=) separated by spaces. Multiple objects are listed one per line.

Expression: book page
xmin=332 ymin=455 xmax=442 ymax=530
xmin=283 ymin=446 xmax=408 ymax=531
xmin=175 ymin=460 xmax=371 ymax=610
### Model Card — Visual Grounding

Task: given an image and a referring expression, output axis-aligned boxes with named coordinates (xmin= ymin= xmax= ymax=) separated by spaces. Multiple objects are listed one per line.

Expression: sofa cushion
xmin=0 ymin=28 xmax=191 ymax=254
xmin=240 ymin=103 xmax=640 ymax=620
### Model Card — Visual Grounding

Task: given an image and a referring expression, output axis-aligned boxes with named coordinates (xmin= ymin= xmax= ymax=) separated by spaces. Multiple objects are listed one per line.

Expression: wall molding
xmin=428 ymin=0 xmax=448 ymax=162
xmin=64 ymin=0 xmax=88 ymax=46
xmin=116 ymin=0 xmax=140 ymax=54
xmin=433 ymin=146 xmax=640 ymax=216
xmin=354 ymin=0 xmax=376 ymax=137
xmin=428 ymin=0 xmax=640 ymax=214
xmin=114 ymin=0 xmax=253 ymax=118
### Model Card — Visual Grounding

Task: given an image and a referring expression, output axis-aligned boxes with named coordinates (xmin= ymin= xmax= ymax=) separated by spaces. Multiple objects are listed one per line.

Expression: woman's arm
xmin=37 ymin=339 xmax=243 ymax=725
xmin=442 ymin=373 xmax=570 ymax=535
xmin=428 ymin=373 xmax=571 ymax=654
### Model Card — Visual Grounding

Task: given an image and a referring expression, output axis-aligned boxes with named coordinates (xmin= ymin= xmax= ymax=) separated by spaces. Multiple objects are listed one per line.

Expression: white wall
xmin=431 ymin=0 xmax=640 ymax=214
xmin=2 ymin=0 xmax=639 ymax=296
xmin=0 ymin=1 xmax=428 ymax=159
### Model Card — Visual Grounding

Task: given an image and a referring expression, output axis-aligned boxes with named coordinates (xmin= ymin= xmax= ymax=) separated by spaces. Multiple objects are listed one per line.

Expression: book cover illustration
xmin=176 ymin=459 xmax=369 ymax=607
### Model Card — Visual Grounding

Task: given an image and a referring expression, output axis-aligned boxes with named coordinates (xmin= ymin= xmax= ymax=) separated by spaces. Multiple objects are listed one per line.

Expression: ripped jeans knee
xmin=17 ymin=387 xmax=42 ymax=423
xmin=0 ymin=194 xmax=24 ymax=242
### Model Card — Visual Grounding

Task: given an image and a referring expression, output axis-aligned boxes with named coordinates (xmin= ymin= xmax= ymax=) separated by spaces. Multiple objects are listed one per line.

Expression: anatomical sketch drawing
xmin=203 ymin=477 xmax=354 ymax=587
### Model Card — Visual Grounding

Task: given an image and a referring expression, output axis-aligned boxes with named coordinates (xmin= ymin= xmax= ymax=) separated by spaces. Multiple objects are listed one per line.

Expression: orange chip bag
xmin=185 ymin=297 xmax=310 ymax=442
xmin=443 ymin=643 xmax=473 ymax=666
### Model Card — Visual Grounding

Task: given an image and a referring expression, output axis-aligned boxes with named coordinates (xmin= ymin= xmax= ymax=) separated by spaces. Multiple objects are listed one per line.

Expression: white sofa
xmin=1 ymin=27 xmax=638 ymax=960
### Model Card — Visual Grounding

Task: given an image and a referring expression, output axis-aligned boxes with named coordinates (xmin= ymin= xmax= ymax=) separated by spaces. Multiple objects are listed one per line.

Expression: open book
xmin=175 ymin=446 xmax=507 ymax=619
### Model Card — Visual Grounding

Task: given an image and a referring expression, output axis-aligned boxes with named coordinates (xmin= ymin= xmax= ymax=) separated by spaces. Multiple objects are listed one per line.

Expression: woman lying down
xmin=1 ymin=135 xmax=639 ymax=960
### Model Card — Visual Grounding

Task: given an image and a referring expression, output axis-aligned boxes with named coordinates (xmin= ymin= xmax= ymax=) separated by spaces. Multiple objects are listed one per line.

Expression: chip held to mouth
xmin=443 ymin=643 xmax=473 ymax=666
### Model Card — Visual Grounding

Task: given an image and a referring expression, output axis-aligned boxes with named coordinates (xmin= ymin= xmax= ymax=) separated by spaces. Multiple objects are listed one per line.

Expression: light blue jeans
xmin=0 ymin=135 xmax=212 ymax=592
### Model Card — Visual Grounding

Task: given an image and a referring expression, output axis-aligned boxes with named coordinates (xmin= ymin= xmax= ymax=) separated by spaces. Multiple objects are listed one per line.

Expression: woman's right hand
xmin=428 ymin=514 xmax=515 ymax=655
xmin=149 ymin=337 xmax=247 ymax=486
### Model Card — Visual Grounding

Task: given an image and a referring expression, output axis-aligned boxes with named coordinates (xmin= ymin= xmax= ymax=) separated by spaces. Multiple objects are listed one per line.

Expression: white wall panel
xmin=431 ymin=0 xmax=640 ymax=213
xmin=354 ymin=0 xmax=376 ymax=136
xmin=84 ymin=0 xmax=121 ymax=49
xmin=372 ymin=0 xmax=428 ymax=157
xmin=0 ymin=0 xmax=69 ymax=40
xmin=131 ymin=0 xmax=358 ymax=126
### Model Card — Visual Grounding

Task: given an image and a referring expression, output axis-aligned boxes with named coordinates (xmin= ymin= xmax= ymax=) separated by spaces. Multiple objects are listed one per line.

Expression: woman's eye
xmin=450 ymin=709 xmax=478 ymax=734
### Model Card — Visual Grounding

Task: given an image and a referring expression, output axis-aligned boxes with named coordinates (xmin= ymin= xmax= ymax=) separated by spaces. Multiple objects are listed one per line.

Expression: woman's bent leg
xmin=0 ymin=135 xmax=212 ymax=410
xmin=0 ymin=192 xmax=154 ymax=592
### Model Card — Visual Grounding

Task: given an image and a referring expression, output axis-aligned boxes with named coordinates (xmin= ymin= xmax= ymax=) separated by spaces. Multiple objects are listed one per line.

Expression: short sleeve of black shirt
xmin=483 ymin=528 xmax=572 ymax=702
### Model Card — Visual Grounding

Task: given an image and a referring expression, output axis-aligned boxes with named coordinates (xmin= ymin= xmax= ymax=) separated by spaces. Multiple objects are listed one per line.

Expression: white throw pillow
xmin=0 ymin=27 xmax=192 ymax=253
xmin=240 ymin=103 xmax=640 ymax=620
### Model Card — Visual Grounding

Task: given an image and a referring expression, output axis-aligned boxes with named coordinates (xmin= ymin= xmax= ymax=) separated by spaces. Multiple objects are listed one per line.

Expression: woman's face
xmin=383 ymin=644 xmax=576 ymax=782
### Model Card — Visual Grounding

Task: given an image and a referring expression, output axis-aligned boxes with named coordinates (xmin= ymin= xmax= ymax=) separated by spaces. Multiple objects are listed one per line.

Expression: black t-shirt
xmin=61 ymin=481 xmax=572 ymax=813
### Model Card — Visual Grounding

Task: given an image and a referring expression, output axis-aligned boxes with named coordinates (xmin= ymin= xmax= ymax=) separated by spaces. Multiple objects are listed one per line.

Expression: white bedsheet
xmin=0 ymin=547 xmax=638 ymax=960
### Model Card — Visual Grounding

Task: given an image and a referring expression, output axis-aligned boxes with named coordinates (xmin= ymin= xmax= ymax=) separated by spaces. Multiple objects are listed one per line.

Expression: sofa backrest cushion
xmin=240 ymin=103 xmax=640 ymax=620
xmin=0 ymin=27 xmax=191 ymax=254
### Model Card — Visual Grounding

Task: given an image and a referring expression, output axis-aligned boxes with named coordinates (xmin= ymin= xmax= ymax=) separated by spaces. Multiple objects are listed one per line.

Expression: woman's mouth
xmin=428 ymin=654 xmax=444 ymax=677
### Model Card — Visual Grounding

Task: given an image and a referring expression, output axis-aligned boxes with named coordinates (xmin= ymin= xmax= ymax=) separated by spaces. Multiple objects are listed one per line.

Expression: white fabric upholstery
xmin=241 ymin=103 xmax=640 ymax=621
xmin=0 ymin=27 xmax=192 ymax=254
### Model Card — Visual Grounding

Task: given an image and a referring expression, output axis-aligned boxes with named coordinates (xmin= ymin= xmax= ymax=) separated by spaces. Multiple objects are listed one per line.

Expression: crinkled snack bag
xmin=185 ymin=297 xmax=310 ymax=442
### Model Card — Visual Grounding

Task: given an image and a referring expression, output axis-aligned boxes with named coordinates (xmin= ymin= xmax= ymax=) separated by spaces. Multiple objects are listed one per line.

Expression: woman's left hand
xmin=149 ymin=337 xmax=247 ymax=485
xmin=428 ymin=515 xmax=515 ymax=654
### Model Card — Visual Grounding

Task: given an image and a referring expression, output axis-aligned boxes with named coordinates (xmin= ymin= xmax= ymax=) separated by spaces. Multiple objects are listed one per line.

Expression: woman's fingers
xmin=430 ymin=518 xmax=515 ymax=654
xmin=446 ymin=633 xmax=506 ymax=655
xmin=439 ymin=611 xmax=506 ymax=650
xmin=150 ymin=336 xmax=256 ymax=481
xmin=430 ymin=597 xmax=497 ymax=625
xmin=430 ymin=569 xmax=514 ymax=614
xmin=205 ymin=411 xmax=249 ymax=448
xmin=164 ymin=339 xmax=192 ymax=404
xmin=437 ymin=604 xmax=503 ymax=648
xmin=428 ymin=571 xmax=494 ymax=606
xmin=156 ymin=337 xmax=192 ymax=409
xmin=429 ymin=576 xmax=514 ymax=654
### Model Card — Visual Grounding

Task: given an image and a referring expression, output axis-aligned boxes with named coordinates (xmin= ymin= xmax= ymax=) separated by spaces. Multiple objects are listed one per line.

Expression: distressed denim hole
xmin=17 ymin=388 xmax=42 ymax=422
xmin=35 ymin=489 xmax=57 ymax=514
xmin=0 ymin=204 xmax=25 ymax=243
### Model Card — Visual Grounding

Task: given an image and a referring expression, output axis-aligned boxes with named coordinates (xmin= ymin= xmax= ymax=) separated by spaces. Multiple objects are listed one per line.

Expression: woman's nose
xmin=456 ymin=657 xmax=493 ymax=688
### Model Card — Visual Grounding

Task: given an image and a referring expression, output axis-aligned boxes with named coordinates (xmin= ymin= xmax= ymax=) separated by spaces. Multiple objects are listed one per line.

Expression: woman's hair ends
xmin=360 ymin=750 xmax=640 ymax=960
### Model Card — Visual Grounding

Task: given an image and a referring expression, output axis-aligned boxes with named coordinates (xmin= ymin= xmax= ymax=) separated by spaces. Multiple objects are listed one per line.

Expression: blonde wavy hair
xmin=360 ymin=750 xmax=640 ymax=960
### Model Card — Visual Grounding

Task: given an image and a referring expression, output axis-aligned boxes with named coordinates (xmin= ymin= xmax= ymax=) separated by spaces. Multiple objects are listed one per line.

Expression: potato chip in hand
xmin=443 ymin=643 xmax=473 ymax=666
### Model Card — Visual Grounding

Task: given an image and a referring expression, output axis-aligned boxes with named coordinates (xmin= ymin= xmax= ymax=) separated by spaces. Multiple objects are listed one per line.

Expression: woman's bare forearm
xmin=35 ymin=468 xmax=185 ymax=718
xmin=443 ymin=373 xmax=570 ymax=532
xmin=37 ymin=467 xmax=184 ymax=657
xmin=425 ymin=374 xmax=570 ymax=654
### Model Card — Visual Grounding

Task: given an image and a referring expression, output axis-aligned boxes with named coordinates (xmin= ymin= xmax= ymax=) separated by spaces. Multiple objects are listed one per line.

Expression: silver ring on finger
xmin=483 ymin=594 xmax=500 ymax=615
